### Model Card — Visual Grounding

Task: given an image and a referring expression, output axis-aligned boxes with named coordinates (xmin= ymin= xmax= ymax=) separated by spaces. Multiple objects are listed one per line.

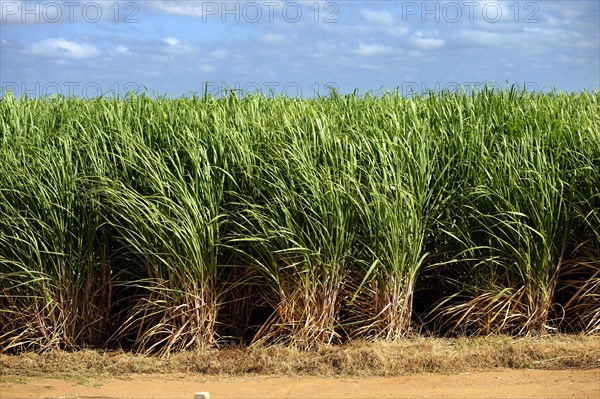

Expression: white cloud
xmin=354 ymin=43 xmax=393 ymax=56
xmin=522 ymin=27 xmax=594 ymax=49
xmin=545 ymin=16 xmax=562 ymax=27
xmin=161 ymin=37 xmax=195 ymax=54
xmin=458 ymin=30 xmax=506 ymax=46
xmin=30 ymin=38 xmax=99 ymax=59
xmin=457 ymin=26 xmax=596 ymax=54
xmin=385 ymin=26 xmax=410 ymax=36
xmin=315 ymin=41 xmax=337 ymax=52
xmin=116 ymin=45 xmax=130 ymax=54
xmin=306 ymin=41 xmax=339 ymax=59
xmin=198 ymin=64 xmax=215 ymax=73
xmin=150 ymin=1 xmax=205 ymax=17
xmin=209 ymin=49 xmax=228 ymax=59
xmin=410 ymin=32 xmax=445 ymax=50
xmin=163 ymin=37 xmax=181 ymax=47
xmin=361 ymin=9 xmax=395 ymax=26
xmin=560 ymin=7 xmax=584 ymax=19
xmin=259 ymin=34 xmax=287 ymax=45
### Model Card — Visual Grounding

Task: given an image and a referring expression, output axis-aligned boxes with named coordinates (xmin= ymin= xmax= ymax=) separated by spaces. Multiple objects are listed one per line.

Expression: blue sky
xmin=1 ymin=0 xmax=598 ymax=97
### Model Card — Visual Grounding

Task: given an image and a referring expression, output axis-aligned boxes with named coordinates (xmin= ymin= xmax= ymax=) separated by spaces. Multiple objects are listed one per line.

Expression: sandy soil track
xmin=2 ymin=369 xmax=599 ymax=399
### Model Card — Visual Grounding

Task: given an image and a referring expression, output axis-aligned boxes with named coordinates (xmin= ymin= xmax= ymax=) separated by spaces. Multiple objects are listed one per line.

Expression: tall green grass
xmin=1 ymin=89 xmax=598 ymax=354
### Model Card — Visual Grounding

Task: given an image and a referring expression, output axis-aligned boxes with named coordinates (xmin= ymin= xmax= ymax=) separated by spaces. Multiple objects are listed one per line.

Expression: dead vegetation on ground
xmin=1 ymin=335 xmax=598 ymax=380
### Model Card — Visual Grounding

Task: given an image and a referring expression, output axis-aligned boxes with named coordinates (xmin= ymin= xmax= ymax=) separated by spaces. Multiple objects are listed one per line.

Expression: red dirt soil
xmin=2 ymin=369 xmax=599 ymax=399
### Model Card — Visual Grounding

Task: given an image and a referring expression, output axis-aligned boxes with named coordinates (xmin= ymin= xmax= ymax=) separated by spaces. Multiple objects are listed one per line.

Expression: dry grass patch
xmin=1 ymin=335 xmax=598 ymax=380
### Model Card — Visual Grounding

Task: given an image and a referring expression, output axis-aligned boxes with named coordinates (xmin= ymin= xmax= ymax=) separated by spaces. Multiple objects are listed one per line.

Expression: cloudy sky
xmin=1 ymin=0 xmax=598 ymax=97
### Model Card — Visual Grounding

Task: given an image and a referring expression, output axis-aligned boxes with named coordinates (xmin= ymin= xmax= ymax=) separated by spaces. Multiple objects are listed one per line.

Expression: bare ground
xmin=1 ymin=336 xmax=599 ymax=399
xmin=2 ymin=370 xmax=600 ymax=399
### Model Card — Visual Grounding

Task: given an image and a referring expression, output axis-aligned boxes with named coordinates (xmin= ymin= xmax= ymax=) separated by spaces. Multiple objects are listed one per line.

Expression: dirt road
xmin=2 ymin=369 xmax=599 ymax=399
